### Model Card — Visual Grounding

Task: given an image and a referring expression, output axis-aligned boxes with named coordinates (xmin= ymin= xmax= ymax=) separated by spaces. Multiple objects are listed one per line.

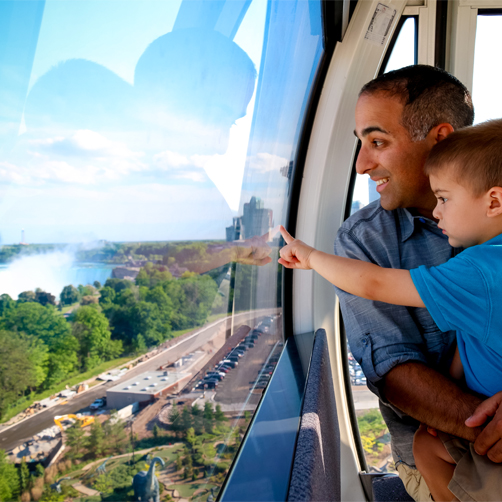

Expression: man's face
xmin=354 ymin=92 xmax=437 ymax=217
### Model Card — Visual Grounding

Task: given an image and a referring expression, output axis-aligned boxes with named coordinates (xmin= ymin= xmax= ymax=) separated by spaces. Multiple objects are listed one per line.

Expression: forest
xmin=0 ymin=264 xmax=221 ymax=420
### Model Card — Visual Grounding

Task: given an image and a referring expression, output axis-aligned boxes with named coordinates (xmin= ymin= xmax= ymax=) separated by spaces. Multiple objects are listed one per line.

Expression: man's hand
xmin=278 ymin=226 xmax=316 ymax=270
xmin=466 ymin=391 xmax=502 ymax=462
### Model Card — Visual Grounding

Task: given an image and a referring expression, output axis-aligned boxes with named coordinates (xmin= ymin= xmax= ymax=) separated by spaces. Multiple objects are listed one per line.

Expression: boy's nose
xmin=432 ymin=205 xmax=441 ymax=220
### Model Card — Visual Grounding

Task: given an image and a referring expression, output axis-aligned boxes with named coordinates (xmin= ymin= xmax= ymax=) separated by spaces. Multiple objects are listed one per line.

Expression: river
xmin=0 ymin=251 xmax=117 ymax=299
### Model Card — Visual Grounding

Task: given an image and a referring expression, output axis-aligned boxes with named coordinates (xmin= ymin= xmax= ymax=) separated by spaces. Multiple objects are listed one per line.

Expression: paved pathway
xmin=72 ymin=482 xmax=100 ymax=496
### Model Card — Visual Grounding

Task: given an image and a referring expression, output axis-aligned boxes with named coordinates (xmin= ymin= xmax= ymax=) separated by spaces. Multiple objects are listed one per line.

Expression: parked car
xmin=90 ymin=398 xmax=106 ymax=410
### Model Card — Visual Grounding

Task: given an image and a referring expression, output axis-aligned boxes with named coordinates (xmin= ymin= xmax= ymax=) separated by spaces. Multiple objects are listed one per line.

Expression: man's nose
xmin=355 ymin=144 xmax=375 ymax=175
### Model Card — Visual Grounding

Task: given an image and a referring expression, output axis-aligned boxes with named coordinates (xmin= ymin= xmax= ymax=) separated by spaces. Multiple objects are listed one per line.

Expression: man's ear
xmin=432 ymin=123 xmax=455 ymax=144
xmin=487 ymin=187 xmax=502 ymax=217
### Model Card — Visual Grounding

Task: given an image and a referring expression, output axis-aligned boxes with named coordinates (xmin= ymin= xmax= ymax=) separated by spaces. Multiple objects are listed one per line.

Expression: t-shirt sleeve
xmin=410 ymin=256 xmax=489 ymax=339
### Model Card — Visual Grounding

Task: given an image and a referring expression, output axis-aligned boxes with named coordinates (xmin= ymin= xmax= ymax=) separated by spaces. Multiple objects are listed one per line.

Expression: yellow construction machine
xmin=54 ymin=414 xmax=95 ymax=430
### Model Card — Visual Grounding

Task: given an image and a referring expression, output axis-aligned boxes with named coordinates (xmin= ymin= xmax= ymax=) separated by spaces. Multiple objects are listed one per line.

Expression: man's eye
xmin=438 ymin=197 xmax=448 ymax=203
xmin=372 ymin=140 xmax=383 ymax=147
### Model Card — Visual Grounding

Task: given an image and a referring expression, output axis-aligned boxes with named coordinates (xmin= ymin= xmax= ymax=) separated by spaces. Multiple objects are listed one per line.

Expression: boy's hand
xmin=278 ymin=226 xmax=316 ymax=270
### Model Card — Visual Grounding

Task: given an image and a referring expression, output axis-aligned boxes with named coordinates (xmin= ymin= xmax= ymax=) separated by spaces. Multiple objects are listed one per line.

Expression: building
xmin=226 ymin=196 xmax=273 ymax=242
xmin=226 ymin=216 xmax=242 ymax=242
xmin=106 ymin=370 xmax=190 ymax=410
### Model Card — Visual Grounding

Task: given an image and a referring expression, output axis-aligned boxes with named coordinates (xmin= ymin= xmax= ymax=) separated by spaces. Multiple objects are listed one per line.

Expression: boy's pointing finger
xmin=279 ymin=225 xmax=295 ymax=244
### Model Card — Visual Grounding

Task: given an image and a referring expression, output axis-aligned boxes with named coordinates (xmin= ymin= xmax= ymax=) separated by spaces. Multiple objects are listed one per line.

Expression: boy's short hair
xmin=360 ymin=65 xmax=474 ymax=141
xmin=425 ymin=119 xmax=502 ymax=196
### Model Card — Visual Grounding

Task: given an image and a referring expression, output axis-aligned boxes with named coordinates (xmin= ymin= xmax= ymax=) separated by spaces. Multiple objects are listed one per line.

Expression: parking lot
xmin=193 ymin=316 xmax=282 ymax=407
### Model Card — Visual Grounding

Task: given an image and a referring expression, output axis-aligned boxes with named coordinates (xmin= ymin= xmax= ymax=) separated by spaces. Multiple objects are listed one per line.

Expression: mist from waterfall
xmin=0 ymin=250 xmax=115 ymax=300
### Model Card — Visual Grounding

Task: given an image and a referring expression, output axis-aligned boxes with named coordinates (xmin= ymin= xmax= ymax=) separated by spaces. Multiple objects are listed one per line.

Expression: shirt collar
xmin=398 ymin=208 xmax=438 ymax=242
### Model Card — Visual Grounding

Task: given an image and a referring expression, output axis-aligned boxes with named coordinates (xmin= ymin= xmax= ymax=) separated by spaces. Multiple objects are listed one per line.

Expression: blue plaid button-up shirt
xmin=334 ymin=200 xmax=458 ymax=467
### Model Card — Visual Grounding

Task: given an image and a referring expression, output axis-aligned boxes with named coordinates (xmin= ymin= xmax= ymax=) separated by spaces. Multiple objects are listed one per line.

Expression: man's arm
xmin=384 ymin=362 xmax=483 ymax=442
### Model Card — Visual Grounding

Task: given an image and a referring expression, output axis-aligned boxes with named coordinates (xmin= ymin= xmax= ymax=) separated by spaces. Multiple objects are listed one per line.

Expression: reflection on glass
xmin=0 ymin=0 xmax=323 ymax=499
xmin=348 ymin=17 xmax=416 ymax=474
xmin=473 ymin=15 xmax=502 ymax=124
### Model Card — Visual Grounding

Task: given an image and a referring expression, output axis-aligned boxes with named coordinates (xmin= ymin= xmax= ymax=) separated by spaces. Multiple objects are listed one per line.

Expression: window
xmin=472 ymin=12 xmax=502 ymax=123
xmin=0 ymin=0 xmax=324 ymax=499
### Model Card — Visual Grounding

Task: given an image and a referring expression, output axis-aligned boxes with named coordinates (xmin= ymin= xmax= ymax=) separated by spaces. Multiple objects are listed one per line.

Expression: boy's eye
xmin=437 ymin=197 xmax=448 ymax=203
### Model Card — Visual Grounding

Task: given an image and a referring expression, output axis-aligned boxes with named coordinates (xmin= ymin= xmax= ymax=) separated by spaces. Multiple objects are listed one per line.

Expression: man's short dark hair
xmin=360 ymin=65 xmax=474 ymax=141
xmin=425 ymin=119 xmax=502 ymax=197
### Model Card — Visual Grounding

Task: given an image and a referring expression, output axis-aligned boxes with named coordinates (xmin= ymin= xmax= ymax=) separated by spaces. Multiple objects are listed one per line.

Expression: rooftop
xmin=107 ymin=370 xmax=186 ymax=395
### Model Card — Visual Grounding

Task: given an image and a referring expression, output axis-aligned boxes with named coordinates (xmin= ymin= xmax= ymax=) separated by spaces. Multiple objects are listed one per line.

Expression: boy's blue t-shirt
xmin=410 ymin=234 xmax=502 ymax=397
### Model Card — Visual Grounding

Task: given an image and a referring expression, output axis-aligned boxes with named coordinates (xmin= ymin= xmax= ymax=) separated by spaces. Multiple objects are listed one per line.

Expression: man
xmin=334 ymin=65 xmax=502 ymax=499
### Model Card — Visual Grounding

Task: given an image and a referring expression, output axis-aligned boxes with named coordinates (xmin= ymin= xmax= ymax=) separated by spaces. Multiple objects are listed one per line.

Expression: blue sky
xmin=0 ymin=0 xmax=295 ymax=245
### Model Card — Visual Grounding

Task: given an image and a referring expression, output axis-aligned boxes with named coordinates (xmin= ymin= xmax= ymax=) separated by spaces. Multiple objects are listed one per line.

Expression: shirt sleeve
xmin=410 ymin=255 xmax=489 ymax=340
xmin=335 ymin=228 xmax=452 ymax=400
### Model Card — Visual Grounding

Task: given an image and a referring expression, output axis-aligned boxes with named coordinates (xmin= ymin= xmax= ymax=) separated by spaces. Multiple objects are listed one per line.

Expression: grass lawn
xmin=167 ymin=482 xmax=201 ymax=499
xmin=73 ymin=496 xmax=101 ymax=502
xmin=1 ymin=356 xmax=134 ymax=423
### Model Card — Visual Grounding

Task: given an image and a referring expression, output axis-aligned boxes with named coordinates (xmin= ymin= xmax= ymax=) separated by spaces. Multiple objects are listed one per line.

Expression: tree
xmin=35 ymin=291 xmax=56 ymax=306
xmin=183 ymin=453 xmax=193 ymax=480
xmin=88 ymin=420 xmax=105 ymax=458
xmin=152 ymin=423 xmax=161 ymax=439
xmin=175 ymin=454 xmax=182 ymax=471
xmin=60 ymin=285 xmax=80 ymax=306
xmin=169 ymin=403 xmax=181 ymax=435
xmin=98 ymin=286 xmax=116 ymax=307
xmin=80 ymin=295 xmax=98 ymax=306
xmin=17 ymin=291 xmax=36 ymax=303
xmin=0 ymin=331 xmax=37 ymax=418
xmin=191 ymin=404 xmax=204 ymax=435
xmin=214 ymin=404 xmax=226 ymax=423
xmin=203 ymin=402 xmax=214 ymax=434
xmin=34 ymin=464 xmax=45 ymax=479
xmin=19 ymin=458 xmax=31 ymax=493
xmin=93 ymin=280 xmax=102 ymax=289
xmin=0 ymin=294 xmax=14 ymax=316
xmin=93 ymin=474 xmax=114 ymax=495
xmin=72 ymin=306 xmax=121 ymax=370
xmin=180 ymin=406 xmax=193 ymax=433
xmin=0 ymin=449 xmax=20 ymax=501
xmin=185 ymin=427 xmax=196 ymax=451
xmin=103 ymin=416 xmax=127 ymax=454
xmin=65 ymin=424 xmax=86 ymax=459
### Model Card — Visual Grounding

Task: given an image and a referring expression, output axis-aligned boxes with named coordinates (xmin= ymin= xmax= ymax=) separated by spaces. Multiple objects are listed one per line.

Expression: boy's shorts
xmin=439 ymin=431 xmax=502 ymax=501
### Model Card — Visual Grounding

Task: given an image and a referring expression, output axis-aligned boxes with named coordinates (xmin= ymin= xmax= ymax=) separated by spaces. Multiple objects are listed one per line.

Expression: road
xmin=0 ymin=309 xmax=277 ymax=452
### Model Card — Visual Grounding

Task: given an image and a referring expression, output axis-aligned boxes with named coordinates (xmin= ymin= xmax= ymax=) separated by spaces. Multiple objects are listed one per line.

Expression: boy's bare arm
xmin=279 ymin=226 xmax=425 ymax=308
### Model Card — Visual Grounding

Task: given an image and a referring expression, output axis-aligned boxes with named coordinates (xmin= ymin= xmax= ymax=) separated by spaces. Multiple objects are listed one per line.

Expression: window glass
xmin=472 ymin=14 xmax=502 ymax=123
xmin=0 ymin=0 xmax=323 ymax=499
xmin=351 ymin=16 xmax=416 ymax=216
xmin=347 ymin=16 xmax=416 ymax=474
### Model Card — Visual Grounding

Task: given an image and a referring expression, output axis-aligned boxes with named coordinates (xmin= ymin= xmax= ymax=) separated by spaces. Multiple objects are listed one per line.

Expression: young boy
xmin=279 ymin=119 xmax=502 ymax=502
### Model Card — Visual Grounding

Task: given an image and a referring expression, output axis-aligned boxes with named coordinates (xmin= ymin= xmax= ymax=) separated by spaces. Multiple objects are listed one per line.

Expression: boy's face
xmin=430 ymin=169 xmax=490 ymax=248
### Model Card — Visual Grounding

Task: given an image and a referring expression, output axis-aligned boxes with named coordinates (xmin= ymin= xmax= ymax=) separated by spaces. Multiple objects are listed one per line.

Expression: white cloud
xmin=247 ymin=152 xmax=289 ymax=173
xmin=32 ymin=129 xmax=143 ymax=160
xmin=153 ymin=150 xmax=190 ymax=168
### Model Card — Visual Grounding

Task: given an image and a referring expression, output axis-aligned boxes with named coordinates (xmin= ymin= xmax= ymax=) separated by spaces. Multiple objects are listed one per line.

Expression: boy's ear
xmin=487 ymin=187 xmax=502 ymax=217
